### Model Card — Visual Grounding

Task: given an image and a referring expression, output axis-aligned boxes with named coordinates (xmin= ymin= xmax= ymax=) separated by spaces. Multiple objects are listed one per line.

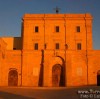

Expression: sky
xmin=0 ymin=0 xmax=100 ymax=49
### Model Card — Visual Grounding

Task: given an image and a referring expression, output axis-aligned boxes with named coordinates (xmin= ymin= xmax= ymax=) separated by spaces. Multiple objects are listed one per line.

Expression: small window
xmin=76 ymin=26 xmax=80 ymax=32
xmin=56 ymin=26 xmax=59 ymax=32
xmin=35 ymin=26 xmax=39 ymax=32
xmin=34 ymin=43 xmax=38 ymax=50
xmin=13 ymin=48 xmax=16 ymax=50
xmin=77 ymin=43 xmax=81 ymax=50
xmin=55 ymin=43 xmax=59 ymax=49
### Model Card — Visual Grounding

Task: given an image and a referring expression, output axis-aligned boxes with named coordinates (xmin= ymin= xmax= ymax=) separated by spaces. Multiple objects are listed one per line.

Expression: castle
xmin=0 ymin=13 xmax=100 ymax=87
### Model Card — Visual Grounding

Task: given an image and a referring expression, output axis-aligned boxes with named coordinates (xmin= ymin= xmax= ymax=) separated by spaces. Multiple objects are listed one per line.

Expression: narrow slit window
xmin=77 ymin=43 xmax=81 ymax=50
xmin=56 ymin=26 xmax=59 ymax=32
xmin=76 ymin=26 xmax=80 ymax=32
xmin=34 ymin=43 xmax=38 ymax=50
xmin=56 ymin=43 xmax=59 ymax=49
xmin=13 ymin=48 xmax=16 ymax=50
xmin=35 ymin=26 xmax=39 ymax=33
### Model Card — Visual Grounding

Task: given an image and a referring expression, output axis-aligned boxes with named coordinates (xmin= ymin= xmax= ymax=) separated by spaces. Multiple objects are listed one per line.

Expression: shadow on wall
xmin=0 ymin=91 xmax=35 ymax=99
xmin=13 ymin=37 xmax=22 ymax=50
xmin=38 ymin=50 xmax=44 ymax=87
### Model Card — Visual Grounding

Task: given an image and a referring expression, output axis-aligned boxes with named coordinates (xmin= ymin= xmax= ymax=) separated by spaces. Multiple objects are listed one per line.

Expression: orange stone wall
xmin=21 ymin=13 xmax=94 ymax=87
xmin=88 ymin=50 xmax=100 ymax=85
xmin=0 ymin=37 xmax=21 ymax=86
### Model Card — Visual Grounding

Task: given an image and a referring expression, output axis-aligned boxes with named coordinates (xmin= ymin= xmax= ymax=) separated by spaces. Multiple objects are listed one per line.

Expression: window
xmin=34 ymin=43 xmax=38 ymax=50
xmin=55 ymin=43 xmax=59 ymax=49
xmin=77 ymin=43 xmax=81 ymax=50
xmin=35 ymin=26 xmax=39 ymax=32
xmin=56 ymin=26 xmax=59 ymax=32
xmin=76 ymin=26 xmax=80 ymax=32
xmin=13 ymin=48 xmax=16 ymax=50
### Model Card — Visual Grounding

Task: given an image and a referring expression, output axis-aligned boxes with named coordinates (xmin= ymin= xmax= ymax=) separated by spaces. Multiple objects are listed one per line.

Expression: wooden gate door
xmin=8 ymin=70 xmax=18 ymax=86
xmin=52 ymin=64 xmax=61 ymax=87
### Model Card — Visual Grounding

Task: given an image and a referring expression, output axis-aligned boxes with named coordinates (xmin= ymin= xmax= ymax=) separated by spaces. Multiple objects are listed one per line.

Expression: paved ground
xmin=0 ymin=86 xmax=100 ymax=99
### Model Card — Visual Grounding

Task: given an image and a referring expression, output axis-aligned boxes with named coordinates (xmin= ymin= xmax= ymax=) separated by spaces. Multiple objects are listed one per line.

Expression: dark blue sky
xmin=0 ymin=0 xmax=100 ymax=49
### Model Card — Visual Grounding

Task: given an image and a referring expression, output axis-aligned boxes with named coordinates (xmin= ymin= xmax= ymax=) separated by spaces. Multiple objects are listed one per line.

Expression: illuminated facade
xmin=0 ymin=13 xmax=100 ymax=87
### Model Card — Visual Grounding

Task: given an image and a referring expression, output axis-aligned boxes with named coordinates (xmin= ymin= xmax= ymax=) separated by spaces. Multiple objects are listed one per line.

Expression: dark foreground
xmin=0 ymin=86 xmax=100 ymax=99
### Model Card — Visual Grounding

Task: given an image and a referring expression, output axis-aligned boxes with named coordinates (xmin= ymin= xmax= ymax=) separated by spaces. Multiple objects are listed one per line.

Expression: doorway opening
xmin=97 ymin=70 xmax=100 ymax=86
xmin=8 ymin=69 xmax=18 ymax=86
xmin=52 ymin=64 xmax=64 ymax=87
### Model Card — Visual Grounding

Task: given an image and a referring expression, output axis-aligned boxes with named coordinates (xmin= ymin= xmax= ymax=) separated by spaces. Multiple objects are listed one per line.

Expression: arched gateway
xmin=52 ymin=64 xmax=65 ymax=87
xmin=8 ymin=69 xmax=18 ymax=86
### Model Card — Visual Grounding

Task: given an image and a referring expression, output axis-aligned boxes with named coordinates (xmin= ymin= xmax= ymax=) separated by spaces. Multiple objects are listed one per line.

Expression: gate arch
xmin=8 ymin=69 xmax=18 ymax=86
xmin=52 ymin=64 xmax=64 ymax=87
